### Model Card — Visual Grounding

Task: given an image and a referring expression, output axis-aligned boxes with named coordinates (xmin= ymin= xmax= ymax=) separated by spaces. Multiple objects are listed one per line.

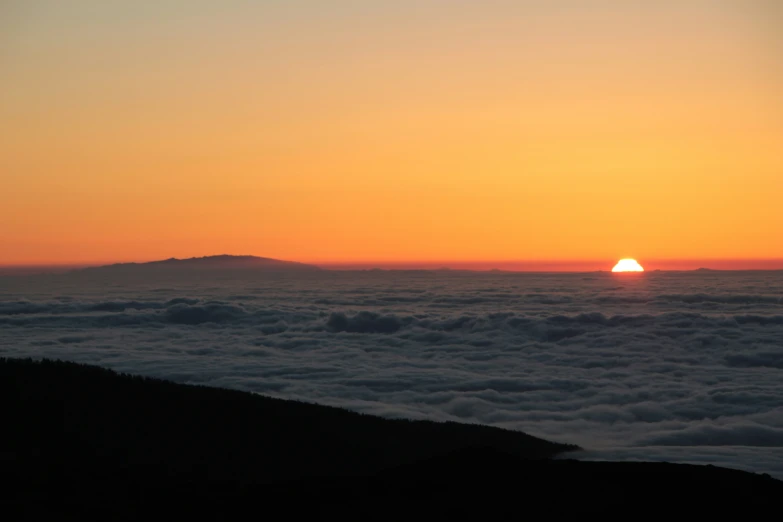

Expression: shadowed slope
xmin=1 ymin=357 xmax=573 ymax=484
xmin=3 ymin=358 xmax=781 ymax=519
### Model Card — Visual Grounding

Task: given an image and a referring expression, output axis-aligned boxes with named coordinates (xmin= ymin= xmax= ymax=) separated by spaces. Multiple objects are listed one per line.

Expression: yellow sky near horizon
xmin=1 ymin=1 xmax=781 ymax=266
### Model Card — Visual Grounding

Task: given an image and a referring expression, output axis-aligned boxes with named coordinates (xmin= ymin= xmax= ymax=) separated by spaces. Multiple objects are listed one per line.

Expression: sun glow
xmin=612 ymin=259 xmax=645 ymax=272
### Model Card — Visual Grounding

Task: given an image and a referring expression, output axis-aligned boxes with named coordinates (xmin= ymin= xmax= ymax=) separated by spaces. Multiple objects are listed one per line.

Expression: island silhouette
xmin=74 ymin=254 xmax=322 ymax=273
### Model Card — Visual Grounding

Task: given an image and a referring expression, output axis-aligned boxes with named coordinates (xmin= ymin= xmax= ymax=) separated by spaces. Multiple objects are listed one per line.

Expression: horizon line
xmin=2 ymin=255 xmax=783 ymax=273
xmin=4 ymin=257 xmax=783 ymax=265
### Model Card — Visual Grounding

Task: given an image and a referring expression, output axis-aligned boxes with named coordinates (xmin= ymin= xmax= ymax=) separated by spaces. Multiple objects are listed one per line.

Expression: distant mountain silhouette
xmin=3 ymin=358 xmax=781 ymax=518
xmin=75 ymin=255 xmax=321 ymax=273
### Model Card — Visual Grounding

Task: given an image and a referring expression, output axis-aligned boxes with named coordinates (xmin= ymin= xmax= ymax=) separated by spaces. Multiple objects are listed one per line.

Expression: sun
xmin=612 ymin=258 xmax=644 ymax=272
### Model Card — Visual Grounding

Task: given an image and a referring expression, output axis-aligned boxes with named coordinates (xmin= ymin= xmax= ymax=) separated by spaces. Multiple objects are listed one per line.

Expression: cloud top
xmin=1 ymin=269 xmax=782 ymax=477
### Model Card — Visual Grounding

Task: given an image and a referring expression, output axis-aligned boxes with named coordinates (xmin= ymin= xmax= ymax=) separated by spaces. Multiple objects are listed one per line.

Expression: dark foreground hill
xmin=2 ymin=358 xmax=781 ymax=519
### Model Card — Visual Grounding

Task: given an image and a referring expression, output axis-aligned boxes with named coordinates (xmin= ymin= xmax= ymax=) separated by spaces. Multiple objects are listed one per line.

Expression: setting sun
xmin=612 ymin=259 xmax=645 ymax=272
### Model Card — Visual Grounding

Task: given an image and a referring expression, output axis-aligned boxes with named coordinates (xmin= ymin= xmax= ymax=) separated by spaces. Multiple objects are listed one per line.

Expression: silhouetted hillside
xmin=74 ymin=254 xmax=321 ymax=273
xmin=3 ymin=358 xmax=781 ymax=519
xmin=1 ymin=358 xmax=572 ymax=482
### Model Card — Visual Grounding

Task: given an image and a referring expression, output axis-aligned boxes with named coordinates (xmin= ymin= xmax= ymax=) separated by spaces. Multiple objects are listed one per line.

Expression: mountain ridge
xmin=74 ymin=254 xmax=322 ymax=273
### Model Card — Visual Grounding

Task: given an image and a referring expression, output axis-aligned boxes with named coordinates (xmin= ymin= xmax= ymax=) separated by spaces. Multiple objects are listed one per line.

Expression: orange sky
xmin=1 ymin=1 xmax=782 ymax=269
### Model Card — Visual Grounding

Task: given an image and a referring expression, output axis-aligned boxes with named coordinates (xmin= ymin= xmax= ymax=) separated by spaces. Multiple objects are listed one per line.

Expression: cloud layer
xmin=1 ymin=270 xmax=782 ymax=477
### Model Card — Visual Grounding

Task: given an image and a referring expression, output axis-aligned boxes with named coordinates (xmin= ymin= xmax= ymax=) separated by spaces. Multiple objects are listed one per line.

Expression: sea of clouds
xmin=1 ymin=269 xmax=782 ymax=477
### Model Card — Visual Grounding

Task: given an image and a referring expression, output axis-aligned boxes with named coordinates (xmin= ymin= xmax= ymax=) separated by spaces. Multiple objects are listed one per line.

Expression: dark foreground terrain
xmin=3 ymin=358 xmax=780 ymax=519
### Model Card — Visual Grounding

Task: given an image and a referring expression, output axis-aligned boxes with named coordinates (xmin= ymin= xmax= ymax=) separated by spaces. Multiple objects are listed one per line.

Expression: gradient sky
xmin=2 ymin=1 xmax=782 ymax=268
